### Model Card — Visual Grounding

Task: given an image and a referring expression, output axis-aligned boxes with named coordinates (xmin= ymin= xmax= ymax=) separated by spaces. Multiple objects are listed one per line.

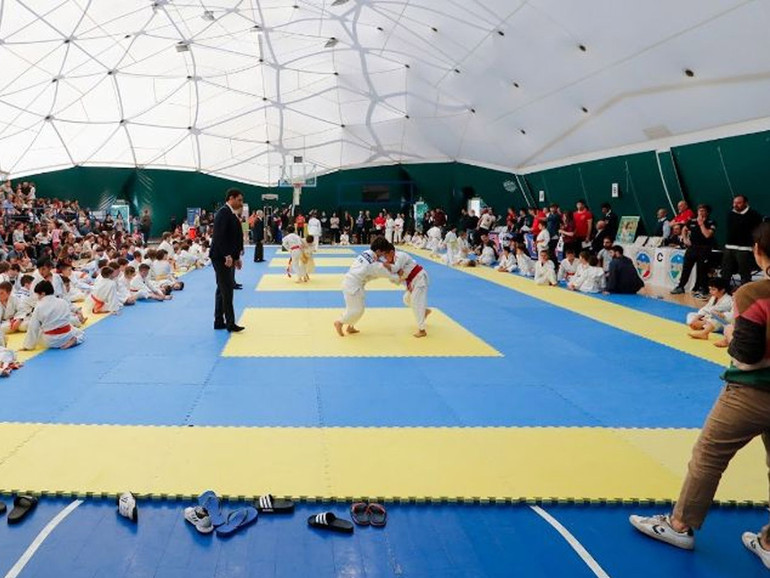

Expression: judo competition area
xmin=0 ymin=245 xmax=766 ymax=578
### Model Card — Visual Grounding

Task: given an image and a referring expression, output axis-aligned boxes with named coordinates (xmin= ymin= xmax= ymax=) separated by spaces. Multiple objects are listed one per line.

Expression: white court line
xmin=4 ymin=499 xmax=83 ymax=578
xmin=530 ymin=505 xmax=611 ymax=578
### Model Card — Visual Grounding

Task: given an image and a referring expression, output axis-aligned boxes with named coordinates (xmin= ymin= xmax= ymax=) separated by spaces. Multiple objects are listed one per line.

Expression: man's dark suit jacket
xmin=606 ymin=255 xmax=645 ymax=294
xmin=209 ymin=205 xmax=243 ymax=262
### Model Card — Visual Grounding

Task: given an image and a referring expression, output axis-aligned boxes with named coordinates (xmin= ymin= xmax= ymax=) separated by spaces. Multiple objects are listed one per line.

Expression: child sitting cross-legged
xmin=130 ymin=264 xmax=172 ymax=301
xmin=515 ymin=243 xmax=535 ymax=278
xmin=687 ymin=277 xmax=733 ymax=342
xmin=534 ymin=250 xmax=557 ymax=286
xmin=568 ymin=251 xmax=605 ymax=293
xmin=496 ymin=245 xmax=516 ymax=273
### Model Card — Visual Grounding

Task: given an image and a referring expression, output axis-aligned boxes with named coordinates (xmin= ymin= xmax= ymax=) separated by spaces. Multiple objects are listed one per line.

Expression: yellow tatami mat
xmin=257 ymin=274 xmax=400 ymax=292
xmin=269 ymin=257 xmax=354 ymax=268
xmin=405 ymin=248 xmax=728 ymax=366
xmin=222 ymin=308 xmax=501 ymax=357
xmin=0 ymin=424 xmax=763 ymax=504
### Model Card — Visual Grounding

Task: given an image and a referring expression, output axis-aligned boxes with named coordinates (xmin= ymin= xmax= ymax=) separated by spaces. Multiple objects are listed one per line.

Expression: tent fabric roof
xmin=0 ymin=0 xmax=768 ymax=185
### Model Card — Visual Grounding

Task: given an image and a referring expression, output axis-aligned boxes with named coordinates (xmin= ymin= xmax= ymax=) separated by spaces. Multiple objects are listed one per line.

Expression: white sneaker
xmin=629 ymin=514 xmax=694 ymax=550
xmin=117 ymin=492 xmax=138 ymax=523
xmin=184 ymin=506 xmax=214 ymax=534
xmin=742 ymin=532 xmax=770 ymax=569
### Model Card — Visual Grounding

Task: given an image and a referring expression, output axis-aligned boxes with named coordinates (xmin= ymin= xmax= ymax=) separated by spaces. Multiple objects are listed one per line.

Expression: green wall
xmin=26 ymin=127 xmax=770 ymax=241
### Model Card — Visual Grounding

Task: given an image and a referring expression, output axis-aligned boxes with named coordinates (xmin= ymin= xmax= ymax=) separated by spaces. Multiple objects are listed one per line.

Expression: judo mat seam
xmin=403 ymin=248 xmax=726 ymax=366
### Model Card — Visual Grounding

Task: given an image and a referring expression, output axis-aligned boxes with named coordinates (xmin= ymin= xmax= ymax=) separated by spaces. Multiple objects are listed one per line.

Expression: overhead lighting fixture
xmin=331 ymin=0 xmax=349 ymax=5
xmin=202 ymin=10 xmax=215 ymax=21
xmin=175 ymin=41 xmax=190 ymax=52
xmin=325 ymin=37 xmax=338 ymax=48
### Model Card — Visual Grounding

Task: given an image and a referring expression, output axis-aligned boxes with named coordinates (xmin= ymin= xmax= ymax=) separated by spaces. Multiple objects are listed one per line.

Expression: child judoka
xmin=334 ymin=237 xmax=393 ymax=337
xmin=22 ymin=280 xmax=85 ymax=350
xmin=534 ymin=250 xmax=557 ymax=286
xmin=385 ymin=248 xmax=432 ymax=338
xmin=443 ymin=227 xmax=459 ymax=266
xmin=687 ymin=277 xmax=733 ymax=340
xmin=300 ymin=236 xmax=316 ymax=282
xmin=281 ymin=226 xmax=305 ymax=281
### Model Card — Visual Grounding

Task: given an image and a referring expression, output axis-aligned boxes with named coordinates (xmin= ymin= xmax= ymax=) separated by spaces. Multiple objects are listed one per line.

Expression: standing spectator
xmin=466 ymin=210 xmax=479 ymax=245
xmin=671 ymin=204 xmax=717 ymax=298
xmin=477 ymin=208 xmax=494 ymax=238
xmin=559 ymin=210 xmax=579 ymax=257
xmin=307 ymin=211 xmax=322 ymax=250
xmin=722 ymin=195 xmax=762 ymax=288
xmin=573 ymin=200 xmax=593 ymax=248
xmin=630 ymin=223 xmax=770 ymax=571
xmin=251 ymin=210 xmax=265 ymax=262
xmin=600 ymin=202 xmax=619 ymax=241
xmin=140 ymin=209 xmax=152 ymax=242
xmin=330 ymin=212 xmax=340 ymax=244
xmin=210 ymin=189 xmax=244 ymax=332
xmin=653 ymin=208 xmax=671 ymax=239
xmin=363 ymin=210 xmax=373 ymax=243
xmin=294 ymin=212 xmax=306 ymax=237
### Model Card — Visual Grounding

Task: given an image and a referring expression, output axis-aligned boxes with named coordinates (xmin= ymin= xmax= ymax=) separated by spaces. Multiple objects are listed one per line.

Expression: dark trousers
xmin=721 ymin=248 xmax=756 ymax=286
xmin=679 ymin=246 xmax=711 ymax=292
xmin=213 ymin=259 xmax=235 ymax=327
xmin=253 ymin=241 xmax=264 ymax=262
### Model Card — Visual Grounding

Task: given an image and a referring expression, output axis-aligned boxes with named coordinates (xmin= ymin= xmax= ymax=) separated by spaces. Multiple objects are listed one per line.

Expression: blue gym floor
xmin=0 ymin=245 xmax=766 ymax=577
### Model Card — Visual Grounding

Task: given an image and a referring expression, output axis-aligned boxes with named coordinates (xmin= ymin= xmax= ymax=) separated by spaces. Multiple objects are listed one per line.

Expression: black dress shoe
xmin=234 ymin=283 xmax=243 ymax=290
xmin=227 ymin=324 xmax=245 ymax=332
xmin=214 ymin=323 xmax=227 ymax=330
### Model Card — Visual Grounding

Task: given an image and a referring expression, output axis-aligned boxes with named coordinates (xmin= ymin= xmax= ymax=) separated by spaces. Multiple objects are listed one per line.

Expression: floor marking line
xmin=4 ymin=499 xmax=83 ymax=578
xmin=530 ymin=505 xmax=610 ymax=578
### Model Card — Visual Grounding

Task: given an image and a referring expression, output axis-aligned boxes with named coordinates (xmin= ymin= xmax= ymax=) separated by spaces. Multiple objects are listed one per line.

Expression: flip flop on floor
xmin=350 ymin=502 xmax=370 ymax=526
xmin=198 ymin=490 xmax=226 ymax=527
xmin=215 ymin=507 xmax=258 ymax=537
xmin=8 ymin=495 xmax=38 ymax=525
xmin=255 ymin=494 xmax=294 ymax=514
xmin=0 ymin=501 xmax=6 ymax=516
xmin=307 ymin=512 xmax=354 ymax=534
xmin=367 ymin=503 xmax=387 ymax=527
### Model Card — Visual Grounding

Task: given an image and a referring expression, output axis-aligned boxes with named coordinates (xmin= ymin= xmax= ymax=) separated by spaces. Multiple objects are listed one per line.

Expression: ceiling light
xmin=202 ymin=10 xmax=215 ymax=21
xmin=175 ymin=42 xmax=190 ymax=52
xmin=325 ymin=37 xmax=338 ymax=48
xmin=684 ymin=69 xmax=695 ymax=77
xmin=331 ymin=0 xmax=349 ymax=5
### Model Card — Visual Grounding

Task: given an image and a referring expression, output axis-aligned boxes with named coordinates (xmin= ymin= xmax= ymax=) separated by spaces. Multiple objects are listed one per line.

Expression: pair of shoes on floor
xmin=234 ymin=283 xmax=243 ymax=290
xmin=307 ymin=511 xmax=355 ymax=534
xmin=117 ymin=492 xmax=138 ymax=523
xmin=185 ymin=490 xmax=257 ymax=537
xmin=4 ymin=494 xmax=38 ymax=525
xmin=630 ymin=513 xmax=770 ymax=569
xmin=692 ymin=291 xmax=709 ymax=300
xmin=670 ymin=287 xmax=685 ymax=295
xmin=350 ymin=502 xmax=387 ymax=527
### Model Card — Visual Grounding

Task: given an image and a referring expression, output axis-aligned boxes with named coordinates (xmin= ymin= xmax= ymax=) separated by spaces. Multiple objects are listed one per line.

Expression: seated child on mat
xmin=687 ymin=277 xmax=733 ymax=341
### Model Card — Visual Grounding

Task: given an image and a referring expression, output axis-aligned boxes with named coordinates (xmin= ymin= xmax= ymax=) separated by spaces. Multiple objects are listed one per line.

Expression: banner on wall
xmin=616 ymin=216 xmax=640 ymax=244
xmin=524 ymin=233 xmax=538 ymax=259
xmin=634 ymin=248 xmax=653 ymax=281
xmin=109 ymin=203 xmax=130 ymax=233
xmin=414 ymin=201 xmax=429 ymax=232
xmin=187 ymin=207 xmax=201 ymax=226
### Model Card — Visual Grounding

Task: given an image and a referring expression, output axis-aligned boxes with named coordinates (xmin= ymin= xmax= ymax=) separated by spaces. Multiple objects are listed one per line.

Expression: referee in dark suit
xmin=210 ymin=188 xmax=245 ymax=332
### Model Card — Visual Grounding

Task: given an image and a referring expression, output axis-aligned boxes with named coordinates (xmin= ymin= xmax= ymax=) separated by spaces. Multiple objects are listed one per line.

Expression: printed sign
xmin=634 ymin=249 xmax=653 ymax=280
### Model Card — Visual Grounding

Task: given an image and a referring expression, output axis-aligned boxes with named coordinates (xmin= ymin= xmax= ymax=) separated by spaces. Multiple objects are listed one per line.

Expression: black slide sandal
xmin=255 ymin=494 xmax=294 ymax=514
xmin=307 ymin=512 xmax=354 ymax=534
xmin=8 ymin=495 xmax=38 ymax=525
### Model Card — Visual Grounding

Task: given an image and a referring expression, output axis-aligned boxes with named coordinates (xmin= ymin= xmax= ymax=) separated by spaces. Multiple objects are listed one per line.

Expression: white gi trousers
xmin=404 ymin=270 xmax=429 ymax=330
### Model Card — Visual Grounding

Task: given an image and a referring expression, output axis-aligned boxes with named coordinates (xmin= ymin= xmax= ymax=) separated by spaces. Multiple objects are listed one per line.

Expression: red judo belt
xmin=44 ymin=324 xmax=71 ymax=335
xmin=405 ymin=265 xmax=423 ymax=291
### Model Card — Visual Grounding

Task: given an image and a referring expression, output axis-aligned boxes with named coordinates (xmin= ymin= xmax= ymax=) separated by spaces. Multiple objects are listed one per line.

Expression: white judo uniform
xmin=385 ymin=217 xmax=395 ymax=243
xmin=444 ymin=231 xmax=459 ymax=266
xmin=130 ymin=274 xmax=161 ymax=300
xmin=91 ymin=275 xmax=121 ymax=313
xmin=497 ymin=253 xmax=517 ymax=273
xmin=307 ymin=218 xmax=322 ymax=251
xmin=389 ymin=251 xmax=430 ymax=332
xmin=570 ymin=265 xmax=605 ymax=293
xmin=479 ymin=246 xmax=496 ymax=266
xmin=686 ymin=293 xmax=734 ymax=332
xmin=338 ymin=250 xmax=389 ymax=327
xmin=393 ymin=217 xmax=404 ymax=244
xmin=558 ymin=258 xmax=579 ymax=282
xmin=534 ymin=259 xmax=557 ymax=286
xmin=282 ymin=233 xmax=305 ymax=280
xmin=0 ymin=293 xmax=27 ymax=332
xmin=23 ymin=295 xmax=84 ymax=350
xmin=427 ymin=226 xmax=443 ymax=256
xmin=516 ymin=253 xmax=535 ymax=277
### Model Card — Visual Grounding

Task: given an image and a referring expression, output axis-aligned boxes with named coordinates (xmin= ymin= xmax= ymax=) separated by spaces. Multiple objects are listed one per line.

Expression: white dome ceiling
xmin=0 ymin=0 xmax=768 ymax=185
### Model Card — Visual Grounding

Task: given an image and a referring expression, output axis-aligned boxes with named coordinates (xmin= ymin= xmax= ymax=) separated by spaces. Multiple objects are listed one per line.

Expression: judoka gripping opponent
xmin=385 ymin=248 xmax=432 ymax=338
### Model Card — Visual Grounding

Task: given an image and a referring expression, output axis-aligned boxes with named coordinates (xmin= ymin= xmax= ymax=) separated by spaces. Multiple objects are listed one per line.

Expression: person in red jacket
xmin=573 ymin=200 xmax=593 ymax=248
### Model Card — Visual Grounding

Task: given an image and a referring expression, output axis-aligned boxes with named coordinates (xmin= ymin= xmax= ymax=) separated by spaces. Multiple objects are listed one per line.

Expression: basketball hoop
xmin=292 ymin=181 xmax=304 ymax=207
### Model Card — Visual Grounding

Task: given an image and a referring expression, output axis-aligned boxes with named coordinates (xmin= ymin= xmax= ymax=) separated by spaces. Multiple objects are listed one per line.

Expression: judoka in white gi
xmin=443 ymin=227 xmax=460 ymax=266
xmin=334 ymin=237 xmax=393 ymax=336
xmin=22 ymin=280 xmax=84 ymax=350
xmin=281 ymin=227 xmax=306 ymax=282
xmin=91 ymin=267 xmax=122 ymax=314
xmin=426 ymin=225 xmax=443 ymax=257
xmin=386 ymin=248 xmax=432 ymax=338
xmin=393 ymin=214 xmax=404 ymax=244
xmin=385 ymin=214 xmax=395 ymax=244
xmin=496 ymin=246 xmax=517 ymax=273
xmin=534 ymin=251 xmax=558 ymax=286
xmin=306 ymin=214 xmax=322 ymax=251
